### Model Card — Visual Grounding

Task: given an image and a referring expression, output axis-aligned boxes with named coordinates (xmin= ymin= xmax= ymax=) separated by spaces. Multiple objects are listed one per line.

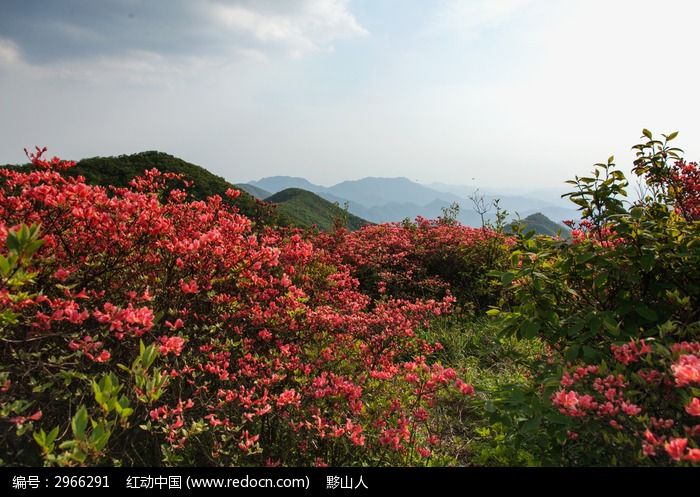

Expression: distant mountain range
xmin=245 ymin=175 xmax=578 ymax=228
xmin=6 ymin=151 xmax=577 ymax=233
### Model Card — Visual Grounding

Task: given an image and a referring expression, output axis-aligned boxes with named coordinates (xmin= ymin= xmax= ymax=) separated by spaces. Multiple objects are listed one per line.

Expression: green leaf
xmin=642 ymin=128 xmax=652 ymax=139
xmin=575 ymin=252 xmax=596 ymax=264
xmin=92 ymin=380 xmax=104 ymax=406
xmin=90 ymin=422 xmax=111 ymax=451
xmin=0 ymin=256 xmax=10 ymax=276
xmin=6 ymin=232 xmax=19 ymax=252
xmin=116 ymin=363 xmax=131 ymax=373
xmin=583 ymin=346 xmax=599 ymax=362
xmin=501 ymin=272 xmax=515 ymax=286
xmin=24 ymin=239 xmax=44 ymax=258
xmin=594 ymin=272 xmax=608 ymax=288
xmin=18 ymin=224 xmax=29 ymax=243
xmin=520 ymin=416 xmax=542 ymax=434
xmin=71 ymin=406 xmax=88 ymax=439
xmin=72 ymin=449 xmax=88 ymax=463
xmin=565 ymin=345 xmax=580 ymax=361
xmin=47 ymin=426 xmax=59 ymax=446
xmin=636 ymin=305 xmax=658 ymax=322
xmin=640 ymin=253 xmax=655 ymax=272
xmin=603 ymin=315 xmax=620 ymax=336
xmin=521 ymin=320 xmax=541 ymax=339
xmin=32 ymin=429 xmax=46 ymax=447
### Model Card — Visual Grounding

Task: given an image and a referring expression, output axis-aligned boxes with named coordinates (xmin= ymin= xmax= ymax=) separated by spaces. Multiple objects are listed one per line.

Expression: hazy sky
xmin=1 ymin=0 xmax=699 ymax=189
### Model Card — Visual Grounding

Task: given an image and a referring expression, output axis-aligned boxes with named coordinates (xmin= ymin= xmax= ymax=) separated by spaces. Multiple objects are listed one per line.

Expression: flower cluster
xmin=552 ymin=365 xmax=641 ymax=421
xmin=552 ymin=340 xmax=700 ymax=465
xmin=315 ymin=217 xmax=509 ymax=309
xmin=563 ymin=219 xmax=625 ymax=248
xmin=671 ymin=160 xmax=700 ymax=220
xmin=672 ymin=354 xmax=700 ymax=387
xmin=0 ymin=149 xmax=473 ymax=466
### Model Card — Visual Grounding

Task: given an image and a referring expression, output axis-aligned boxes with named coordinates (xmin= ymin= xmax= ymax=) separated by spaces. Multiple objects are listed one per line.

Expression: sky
xmin=1 ymin=0 xmax=699 ymax=190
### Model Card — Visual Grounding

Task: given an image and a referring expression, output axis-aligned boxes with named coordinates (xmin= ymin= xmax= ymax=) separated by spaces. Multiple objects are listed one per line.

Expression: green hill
xmin=5 ymin=152 xmax=370 ymax=231
xmin=266 ymin=188 xmax=370 ymax=231
xmin=237 ymin=183 xmax=272 ymax=199
xmin=508 ymin=212 xmax=571 ymax=237
xmin=65 ymin=151 xmax=278 ymax=226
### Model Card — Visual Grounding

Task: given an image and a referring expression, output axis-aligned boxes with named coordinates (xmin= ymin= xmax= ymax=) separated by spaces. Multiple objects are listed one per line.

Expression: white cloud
xmin=210 ymin=0 xmax=368 ymax=58
xmin=0 ymin=38 xmax=20 ymax=65
xmin=0 ymin=1 xmax=368 ymax=72
xmin=0 ymin=1 xmax=368 ymax=85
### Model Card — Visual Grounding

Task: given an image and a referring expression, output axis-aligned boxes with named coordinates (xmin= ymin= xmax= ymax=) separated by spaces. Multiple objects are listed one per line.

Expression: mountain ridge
xmin=244 ymin=175 xmax=578 ymax=226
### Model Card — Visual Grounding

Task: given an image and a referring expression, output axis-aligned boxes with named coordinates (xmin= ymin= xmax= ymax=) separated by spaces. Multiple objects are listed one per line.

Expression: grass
xmin=421 ymin=315 xmax=546 ymax=465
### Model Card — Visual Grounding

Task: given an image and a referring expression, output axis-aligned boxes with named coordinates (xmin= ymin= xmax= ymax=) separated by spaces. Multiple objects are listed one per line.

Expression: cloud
xmin=210 ymin=0 xmax=367 ymax=58
xmin=0 ymin=0 xmax=367 ymax=67
xmin=432 ymin=0 xmax=534 ymax=36
xmin=0 ymin=38 xmax=20 ymax=65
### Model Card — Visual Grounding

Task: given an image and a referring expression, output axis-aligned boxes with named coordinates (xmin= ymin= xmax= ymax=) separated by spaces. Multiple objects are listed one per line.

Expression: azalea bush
xmin=3 ymin=130 xmax=697 ymax=468
xmin=550 ymin=338 xmax=700 ymax=464
xmin=0 ymin=148 xmax=474 ymax=466
xmin=315 ymin=217 xmax=510 ymax=312
xmin=492 ymin=131 xmax=700 ymax=465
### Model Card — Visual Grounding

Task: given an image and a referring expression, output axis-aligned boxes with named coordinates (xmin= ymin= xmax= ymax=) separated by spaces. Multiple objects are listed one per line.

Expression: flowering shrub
xmin=669 ymin=161 xmax=700 ymax=220
xmin=551 ymin=338 xmax=700 ymax=464
xmin=315 ymin=218 xmax=510 ymax=311
xmin=491 ymin=131 xmax=700 ymax=465
xmin=0 ymin=148 xmax=473 ymax=466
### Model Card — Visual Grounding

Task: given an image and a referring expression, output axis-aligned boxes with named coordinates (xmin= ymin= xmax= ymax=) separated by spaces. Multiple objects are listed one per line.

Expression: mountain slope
xmin=508 ymin=212 xmax=571 ymax=237
xmin=327 ymin=177 xmax=463 ymax=208
xmin=68 ymin=151 xmax=277 ymax=225
xmin=266 ymin=188 xmax=369 ymax=231
xmin=249 ymin=176 xmax=326 ymax=195
xmin=237 ymin=183 xmax=271 ymax=199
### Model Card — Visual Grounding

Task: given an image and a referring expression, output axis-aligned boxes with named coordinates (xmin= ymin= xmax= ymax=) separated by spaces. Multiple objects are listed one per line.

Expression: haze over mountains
xmin=244 ymin=176 xmax=578 ymax=228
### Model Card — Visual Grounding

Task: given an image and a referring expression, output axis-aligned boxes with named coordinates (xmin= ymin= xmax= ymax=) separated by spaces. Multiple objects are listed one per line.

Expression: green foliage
xmin=128 ymin=341 xmax=168 ymax=404
xmin=28 ymin=345 xmax=167 ymax=466
xmin=563 ymin=154 xmax=628 ymax=227
xmin=438 ymin=202 xmax=461 ymax=226
xmin=423 ymin=316 xmax=548 ymax=465
xmin=0 ymin=224 xmax=43 ymax=328
xmin=487 ymin=130 xmax=700 ymax=465
xmin=495 ymin=153 xmax=699 ymax=361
